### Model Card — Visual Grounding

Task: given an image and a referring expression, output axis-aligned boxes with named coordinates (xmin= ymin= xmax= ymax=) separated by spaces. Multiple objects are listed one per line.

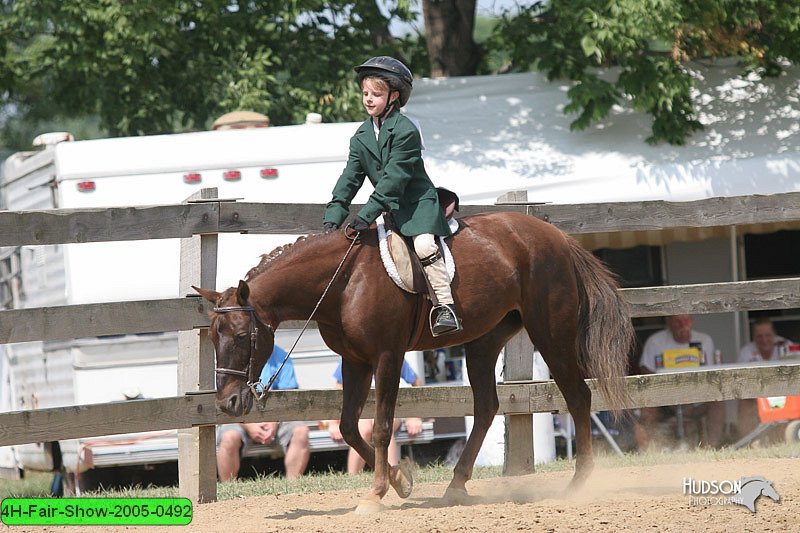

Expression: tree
xmin=489 ymin=0 xmax=800 ymax=145
xmin=0 ymin=0 xmax=418 ymax=146
xmin=8 ymin=1 xmax=792 ymax=148
xmin=422 ymin=0 xmax=481 ymax=76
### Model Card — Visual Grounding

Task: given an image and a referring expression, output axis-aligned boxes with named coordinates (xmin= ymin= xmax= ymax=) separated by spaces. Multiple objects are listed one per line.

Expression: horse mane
xmin=244 ymin=234 xmax=322 ymax=281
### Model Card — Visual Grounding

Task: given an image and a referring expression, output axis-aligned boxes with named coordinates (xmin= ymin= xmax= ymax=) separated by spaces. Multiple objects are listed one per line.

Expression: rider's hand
xmin=323 ymin=222 xmax=338 ymax=233
xmin=350 ymin=216 xmax=370 ymax=232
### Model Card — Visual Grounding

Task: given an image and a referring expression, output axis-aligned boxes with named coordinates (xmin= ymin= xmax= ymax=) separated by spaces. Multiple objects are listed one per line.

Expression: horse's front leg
xmin=339 ymin=360 xmax=376 ymax=468
xmin=354 ymin=351 xmax=409 ymax=513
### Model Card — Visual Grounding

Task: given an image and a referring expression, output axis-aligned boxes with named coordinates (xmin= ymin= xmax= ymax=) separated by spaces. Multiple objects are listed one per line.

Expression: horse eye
xmin=235 ymin=332 xmax=249 ymax=342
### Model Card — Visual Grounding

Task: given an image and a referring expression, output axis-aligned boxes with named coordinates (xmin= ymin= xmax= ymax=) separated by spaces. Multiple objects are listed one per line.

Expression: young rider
xmin=322 ymin=56 xmax=461 ymax=336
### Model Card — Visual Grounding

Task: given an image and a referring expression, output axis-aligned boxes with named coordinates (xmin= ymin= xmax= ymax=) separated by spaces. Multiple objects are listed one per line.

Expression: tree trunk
xmin=423 ymin=0 xmax=481 ymax=77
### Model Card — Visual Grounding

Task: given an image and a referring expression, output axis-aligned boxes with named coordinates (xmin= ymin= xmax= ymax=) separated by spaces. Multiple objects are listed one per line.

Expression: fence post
xmin=178 ymin=188 xmax=219 ymax=502
xmin=497 ymin=190 xmax=536 ymax=475
xmin=503 ymin=331 xmax=535 ymax=475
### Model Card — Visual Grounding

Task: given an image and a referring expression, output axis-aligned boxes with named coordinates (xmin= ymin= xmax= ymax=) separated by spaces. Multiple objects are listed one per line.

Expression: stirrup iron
xmin=429 ymin=303 xmax=462 ymax=337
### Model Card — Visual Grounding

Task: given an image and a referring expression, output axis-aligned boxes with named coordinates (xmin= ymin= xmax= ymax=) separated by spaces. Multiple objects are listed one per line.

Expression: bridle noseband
xmin=213 ymin=305 xmax=274 ymax=400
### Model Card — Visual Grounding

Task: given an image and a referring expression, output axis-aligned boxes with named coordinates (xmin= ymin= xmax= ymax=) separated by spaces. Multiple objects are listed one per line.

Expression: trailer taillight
xmin=223 ymin=170 xmax=241 ymax=181
xmin=260 ymin=168 xmax=279 ymax=179
xmin=77 ymin=181 xmax=95 ymax=192
xmin=183 ymin=172 xmax=202 ymax=184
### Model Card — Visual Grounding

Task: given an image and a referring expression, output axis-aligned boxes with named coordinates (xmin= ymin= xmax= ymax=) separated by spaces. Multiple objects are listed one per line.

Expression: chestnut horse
xmin=195 ymin=211 xmax=634 ymax=512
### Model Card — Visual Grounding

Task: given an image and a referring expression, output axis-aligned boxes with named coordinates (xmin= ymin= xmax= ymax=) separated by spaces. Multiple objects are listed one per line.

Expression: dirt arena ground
xmin=10 ymin=455 xmax=797 ymax=532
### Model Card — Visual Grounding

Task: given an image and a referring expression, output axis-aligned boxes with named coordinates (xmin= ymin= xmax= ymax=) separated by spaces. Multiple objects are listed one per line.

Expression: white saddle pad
xmin=377 ymin=215 xmax=458 ymax=294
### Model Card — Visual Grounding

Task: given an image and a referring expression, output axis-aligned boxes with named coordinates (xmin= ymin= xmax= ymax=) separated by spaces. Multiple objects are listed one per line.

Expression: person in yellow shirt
xmin=634 ymin=314 xmax=725 ymax=449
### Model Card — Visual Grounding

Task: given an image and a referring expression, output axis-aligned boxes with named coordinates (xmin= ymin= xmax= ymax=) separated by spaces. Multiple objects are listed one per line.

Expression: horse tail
xmin=567 ymin=236 xmax=634 ymax=412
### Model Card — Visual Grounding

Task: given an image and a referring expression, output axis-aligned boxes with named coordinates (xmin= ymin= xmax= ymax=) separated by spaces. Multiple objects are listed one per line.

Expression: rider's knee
xmin=413 ymin=234 xmax=437 ymax=258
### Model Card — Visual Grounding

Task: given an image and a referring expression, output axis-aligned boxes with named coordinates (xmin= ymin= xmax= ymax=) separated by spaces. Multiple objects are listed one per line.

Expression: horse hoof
xmin=390 ymin=457 xmax=414 ymax=499
xmin=563 ymin=471 xmax=592 ymax=495
xmin=354 ymin=499 xmax=386 ymax=514
xmin=443 ymin=487 xmax=469 ymax=505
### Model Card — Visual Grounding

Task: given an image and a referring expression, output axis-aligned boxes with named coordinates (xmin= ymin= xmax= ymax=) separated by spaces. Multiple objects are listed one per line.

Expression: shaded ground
xmin=10 ymin=456 xmax=797 ymax=532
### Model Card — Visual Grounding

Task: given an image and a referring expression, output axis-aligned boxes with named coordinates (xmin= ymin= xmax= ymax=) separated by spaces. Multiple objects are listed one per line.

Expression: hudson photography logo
xmin=683 ymin=476 xmax=781 ymax=512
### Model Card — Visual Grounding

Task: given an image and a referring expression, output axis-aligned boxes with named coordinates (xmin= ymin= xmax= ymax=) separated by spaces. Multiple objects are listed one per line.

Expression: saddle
xmin=380 ymin=187 xmax=459 ymax=296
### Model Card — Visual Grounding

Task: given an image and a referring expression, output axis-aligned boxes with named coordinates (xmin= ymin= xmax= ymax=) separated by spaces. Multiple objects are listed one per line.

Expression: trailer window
xmin=0 ymin=248 xmax=22 ymax=309
xmin=744 ymin=230 xmax=800 ymax=279
xmin=744 ymin=229 xmax=800 ymax=341
xmin=593 ymin=245 xmax=663 ymax=288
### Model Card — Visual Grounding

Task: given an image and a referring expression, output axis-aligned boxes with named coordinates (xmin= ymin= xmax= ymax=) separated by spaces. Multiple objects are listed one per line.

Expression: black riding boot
xmin=430 ymin=304 xmax=462 ymax=336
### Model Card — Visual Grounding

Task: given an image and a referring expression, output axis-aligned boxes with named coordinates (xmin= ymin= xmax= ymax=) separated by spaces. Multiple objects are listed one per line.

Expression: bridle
xmin=213 ymin=305 xmax=274 ymax=400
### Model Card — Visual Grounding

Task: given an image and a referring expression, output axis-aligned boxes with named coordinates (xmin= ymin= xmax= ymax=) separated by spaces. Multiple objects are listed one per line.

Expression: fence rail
xmin=4 ymin=191 xmax=800 ymax=247
xmin=1 ymin=364 xmax=797 ymax=448
xmin=3 ymin=276 xmax=800 ymax=342
xmin=2 ymin=190 xmax=800 ymax=502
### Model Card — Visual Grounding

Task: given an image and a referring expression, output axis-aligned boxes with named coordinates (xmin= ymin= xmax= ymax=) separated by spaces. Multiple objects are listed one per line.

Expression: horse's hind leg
xmin=546 ymin=345 xmax=593 ymax=491
xmin=445 ymin=313 xmax=521 ymax=501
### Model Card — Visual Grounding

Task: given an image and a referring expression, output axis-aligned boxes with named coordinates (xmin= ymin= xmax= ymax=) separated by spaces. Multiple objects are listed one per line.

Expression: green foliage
xmin=564 ymin=75 xmax=621 ymax=131
xmin=474 ymin=15 xmax=508 ymax=74
xmin=0 ymin=0 xmax=419 ymax=146
xmin=488 ymin=0 xmax=800 ymax=145
xmin=4 ymin=1 xmax=796 ymax=148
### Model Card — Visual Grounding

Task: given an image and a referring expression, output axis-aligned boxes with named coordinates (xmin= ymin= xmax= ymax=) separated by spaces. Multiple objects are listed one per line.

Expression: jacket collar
xmin=354 ymin=107 xmax=401 ymax=158
xmin=354 ymin=117 xmax=379 ymax=159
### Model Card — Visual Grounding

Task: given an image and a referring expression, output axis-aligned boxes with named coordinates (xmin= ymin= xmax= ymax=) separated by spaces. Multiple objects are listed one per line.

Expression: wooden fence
xmin=1 ymin=189 xmax=800 ymax=502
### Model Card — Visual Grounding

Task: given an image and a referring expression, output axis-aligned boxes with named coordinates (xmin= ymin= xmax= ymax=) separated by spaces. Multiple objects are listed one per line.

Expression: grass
xmin=0 ymin=471 xmax=55 ymax=499
xmin=2 ymin=442 xmax=797 ymax=501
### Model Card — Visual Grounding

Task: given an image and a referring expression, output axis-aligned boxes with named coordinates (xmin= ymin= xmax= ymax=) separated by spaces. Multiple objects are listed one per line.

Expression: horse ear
xmin=193 ymin=285 xmax=221 ymax=304
xmin=236 ymin=280 xmax=250 ymax=306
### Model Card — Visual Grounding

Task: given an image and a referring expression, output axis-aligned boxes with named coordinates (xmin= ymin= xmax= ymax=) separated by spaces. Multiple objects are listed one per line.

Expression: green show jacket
xmin=323 ymin=108 xmax=451 ymax=237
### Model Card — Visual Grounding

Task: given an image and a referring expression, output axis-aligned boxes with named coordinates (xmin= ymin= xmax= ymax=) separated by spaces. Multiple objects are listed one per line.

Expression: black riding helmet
xmin=354 ymin=56 xmax=413 ymax=107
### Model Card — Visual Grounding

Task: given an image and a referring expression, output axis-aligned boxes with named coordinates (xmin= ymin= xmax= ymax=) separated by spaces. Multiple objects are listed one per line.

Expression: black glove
xmin=350 ymin=216 xmax=370 ymax=232
xmin=323 ymin=222 xmax=338 ymax=234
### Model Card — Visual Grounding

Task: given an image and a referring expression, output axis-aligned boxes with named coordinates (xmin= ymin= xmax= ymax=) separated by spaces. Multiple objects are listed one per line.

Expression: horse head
xmin=736 ymin=476 xmax=781 ymax=512
xmin=749 ymin=477 xmax=780 ymax=503
xmin=194 ymin=280 xmax=275 ymax=417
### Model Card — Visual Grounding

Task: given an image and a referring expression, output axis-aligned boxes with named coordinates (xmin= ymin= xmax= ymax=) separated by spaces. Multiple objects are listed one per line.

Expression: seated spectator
xmin=327 ymin=359 xmax=423 ymax=474
xmin=736 ymin=317 xmax=795 ymax=437
xmin=216 ymin=345 xmax=310 ymax=481
xmin=634 ymin=314 xmax=725 ymax=449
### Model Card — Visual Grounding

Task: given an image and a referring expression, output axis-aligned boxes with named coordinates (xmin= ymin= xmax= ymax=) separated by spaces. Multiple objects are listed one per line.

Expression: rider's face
xmin=362 ymin=79 xmax=398 ymax=118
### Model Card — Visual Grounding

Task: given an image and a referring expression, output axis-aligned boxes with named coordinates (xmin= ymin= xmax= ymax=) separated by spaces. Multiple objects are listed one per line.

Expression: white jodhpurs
xmin=413 ymin=233 xmax=454 ymax=305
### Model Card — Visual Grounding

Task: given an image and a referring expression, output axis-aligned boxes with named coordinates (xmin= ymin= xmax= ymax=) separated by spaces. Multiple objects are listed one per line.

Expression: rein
xmin=215 ymin=229 xmax=362 ymax=402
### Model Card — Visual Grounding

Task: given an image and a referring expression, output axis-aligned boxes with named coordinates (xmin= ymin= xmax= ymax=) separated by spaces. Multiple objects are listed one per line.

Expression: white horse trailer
xmin=0 ymin=120 xmax=437 ymax=483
